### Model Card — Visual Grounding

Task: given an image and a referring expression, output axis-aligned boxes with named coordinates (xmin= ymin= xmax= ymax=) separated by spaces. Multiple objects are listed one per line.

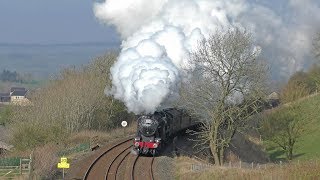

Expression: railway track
xmin=131 ymin=155 xmax=155 ymax=180
xmin=83 ymin=138 xmax=132 ymax=180
xmin=83 ymin=138 xmax=156 ymax=180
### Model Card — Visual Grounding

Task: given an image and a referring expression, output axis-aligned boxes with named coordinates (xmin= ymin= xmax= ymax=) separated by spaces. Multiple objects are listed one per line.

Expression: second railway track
xmin=83 ymin=138 xmax=156 ymax=180
xmin=83 ymin=138 xmax=132 ymax=180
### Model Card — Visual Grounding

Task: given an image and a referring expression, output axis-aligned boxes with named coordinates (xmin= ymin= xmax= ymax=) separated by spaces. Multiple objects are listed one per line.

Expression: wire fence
xmin=187 ymin=160 xmax=320 ymax=180
xmin=190 ymin=159 xmax=320 ymax=172
xmin=176 ymin=146 xmax=319 ymax=173
xmin=57 ymin=142 xmax=91 ymax=156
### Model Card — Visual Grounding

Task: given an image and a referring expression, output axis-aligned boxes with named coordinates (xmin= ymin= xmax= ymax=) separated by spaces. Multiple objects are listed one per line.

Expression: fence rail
xmin=175 ymin=145 xmax=319 ymax=174
xmin=190 ymin=159 xmax=320 ymax=172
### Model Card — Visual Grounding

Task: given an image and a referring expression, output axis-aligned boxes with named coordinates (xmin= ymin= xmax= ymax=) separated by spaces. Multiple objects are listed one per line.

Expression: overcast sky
xmin=0 ymin=0 xmax=120 ymax=44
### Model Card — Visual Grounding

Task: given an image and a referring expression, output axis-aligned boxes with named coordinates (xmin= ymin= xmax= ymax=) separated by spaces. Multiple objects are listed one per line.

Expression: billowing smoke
xmin=94 ymin=0 xmax=320 ymax=114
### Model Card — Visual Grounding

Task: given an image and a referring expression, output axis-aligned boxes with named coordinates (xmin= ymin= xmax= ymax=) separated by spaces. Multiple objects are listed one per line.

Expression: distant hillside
xmin=0 ymin=42 xmax=119 ymax=79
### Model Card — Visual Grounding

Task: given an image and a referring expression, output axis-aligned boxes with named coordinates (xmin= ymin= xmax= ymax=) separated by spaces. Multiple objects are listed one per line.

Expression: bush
xmin=0 ymin=106 xmax=13 ymax=126
xmin=10 ymin=121 xmax=67 ymax=150
xmin=8 ymin=52 xmax=133 ymax=151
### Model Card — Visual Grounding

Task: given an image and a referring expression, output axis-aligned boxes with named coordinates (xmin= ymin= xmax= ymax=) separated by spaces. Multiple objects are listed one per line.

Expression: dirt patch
xmin=228 ymin=132 xmax=270 ymax=163
xmin=169 ymin=128 xmax=269 ymax=165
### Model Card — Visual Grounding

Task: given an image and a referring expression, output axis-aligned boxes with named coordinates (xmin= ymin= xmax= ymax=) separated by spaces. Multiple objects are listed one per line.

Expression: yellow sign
xmin=57 ymin=157 xmax=70 ymax=169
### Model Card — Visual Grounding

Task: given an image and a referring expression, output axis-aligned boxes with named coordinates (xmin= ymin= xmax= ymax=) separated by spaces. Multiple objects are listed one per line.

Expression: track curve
xmin=131 ymin=155 xmax=155 ymax=180
xmin=82 ymin=137 xmax=156 ymax=180
xmin=83 ymin=138 xmax=132 ymax=180
xmin=105 ymin=146 xmax=132 ymax=180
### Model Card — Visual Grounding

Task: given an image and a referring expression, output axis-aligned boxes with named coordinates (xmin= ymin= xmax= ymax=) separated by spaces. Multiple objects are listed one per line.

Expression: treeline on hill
xmin=0 ymin=69 xmax=35 ymax=83
xmin=6 ymin=52 xmax=134 ymax=150
xmin=280 ymin=65 xmax=320 ymax=103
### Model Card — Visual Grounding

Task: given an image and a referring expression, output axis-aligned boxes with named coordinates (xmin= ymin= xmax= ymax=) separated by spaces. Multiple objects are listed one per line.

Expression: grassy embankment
xmin=175 ymin=157 xmax=320 ymax=180
xmin=175 ymin=94 xmax=320 ymax=179
xmin=266 ymin=93 xmax=320 ymax=161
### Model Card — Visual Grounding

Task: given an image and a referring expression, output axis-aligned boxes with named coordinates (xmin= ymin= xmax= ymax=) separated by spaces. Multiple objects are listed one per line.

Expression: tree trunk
xmin=210 ymin=123 xmax=221 ymax=166
xmin=210 ymin=142 xmax=220 ymax=166
xmin=219 ymin=147 xmax=225 ymax=166
xmin=288 ymin=146 xmax=293 ymax=160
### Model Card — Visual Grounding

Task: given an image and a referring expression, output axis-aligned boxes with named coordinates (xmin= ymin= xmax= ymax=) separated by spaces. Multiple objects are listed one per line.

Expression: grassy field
xmin=265 ymin=94 xmax=320 ymax=161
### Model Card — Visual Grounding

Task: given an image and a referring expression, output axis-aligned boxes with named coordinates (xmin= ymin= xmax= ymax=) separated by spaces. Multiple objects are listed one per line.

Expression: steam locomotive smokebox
xmin=134 ymin=108 xmax=198 ymax=155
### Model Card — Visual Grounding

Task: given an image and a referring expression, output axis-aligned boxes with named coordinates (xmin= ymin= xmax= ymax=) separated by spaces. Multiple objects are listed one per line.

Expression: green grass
xmin=0 ymin=157 xmax=22 ymax=166
xmin=57 ymin=142 xmax=90 ymax=156
xmin=264 ymin=94 xmax=320 ymax=161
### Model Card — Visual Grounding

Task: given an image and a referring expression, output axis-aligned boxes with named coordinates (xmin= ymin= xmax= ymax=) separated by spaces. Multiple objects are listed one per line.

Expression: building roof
xmin=11 ymin=90 xmax=27 ymax=96
xmin=0 ymin=93 xmax=10 ymax=102
xmin=10 ymin=87 xmax=26 ymax=93
xmin=0 ymin=93 xmax=10 ymax=97
xmin=0 ymin=96 xmax=10 ymax=102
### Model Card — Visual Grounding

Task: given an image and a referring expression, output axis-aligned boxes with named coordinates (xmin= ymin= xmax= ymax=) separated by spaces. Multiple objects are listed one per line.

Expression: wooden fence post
xmin=239 ymin=160 xmax=242 ymax=169
xmin=29 ymin=150 xmax=34 ymax=180
xmin=19 ymin=158 xmax=22 ymax=175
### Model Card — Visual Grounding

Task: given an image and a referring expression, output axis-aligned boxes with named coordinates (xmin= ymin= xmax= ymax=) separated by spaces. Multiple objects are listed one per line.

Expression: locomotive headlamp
xmin=153 ymin=143 xmax=158 ymax=148
xmin=135 ymin=142 xmax=140 ymax=147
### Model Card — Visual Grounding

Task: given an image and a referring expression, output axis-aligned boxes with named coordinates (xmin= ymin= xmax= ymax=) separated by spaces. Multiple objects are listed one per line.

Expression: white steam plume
xmin=94 ymin=0 xmax=320 ymax=114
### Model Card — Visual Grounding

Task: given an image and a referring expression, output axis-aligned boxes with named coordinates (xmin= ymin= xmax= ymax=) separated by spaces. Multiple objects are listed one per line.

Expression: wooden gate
xmin=0 ymin=155 xmax=32 ymax=179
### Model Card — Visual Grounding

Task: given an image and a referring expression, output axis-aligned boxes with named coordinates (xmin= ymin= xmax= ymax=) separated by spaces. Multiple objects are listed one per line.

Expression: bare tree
xmin=308 ymin=65 xmax=320 ymax=92
xmin=313 ymin=32 xmax=320 ymax=60
xmin=259 ymin=105 xmax=306 ymax=160
xmin=310 ymin=32 xmax=320 ymax=91
xmin=280 ymin=80 xmax=312 ymax=104
xmin=9 ymin=52 xmax=132 ymax=150
xmin=179 ymin=28 xmax=267 ymax=165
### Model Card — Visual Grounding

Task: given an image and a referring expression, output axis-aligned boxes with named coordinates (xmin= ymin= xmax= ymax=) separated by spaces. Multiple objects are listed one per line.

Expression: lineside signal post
xmin=57 ymin=157 xmax=70 ymax=179
xmin=121 ymin=121 xmax=128 ymax=136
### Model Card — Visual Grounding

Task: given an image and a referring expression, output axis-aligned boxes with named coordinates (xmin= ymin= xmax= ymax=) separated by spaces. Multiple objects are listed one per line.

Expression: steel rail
xmin=83 ymin=138 xmax=132 ymax=180
xmin=105 ymin=145 xmax=132 ymax=180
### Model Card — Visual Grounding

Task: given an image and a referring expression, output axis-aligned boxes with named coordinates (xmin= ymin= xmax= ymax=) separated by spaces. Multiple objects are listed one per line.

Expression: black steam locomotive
xmin=132 ymin=108 xmax=195 ymax=156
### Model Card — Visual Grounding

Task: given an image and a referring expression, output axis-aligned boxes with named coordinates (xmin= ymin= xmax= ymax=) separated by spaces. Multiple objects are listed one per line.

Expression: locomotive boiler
xmin=132 ymin=108 xmax=195 ymax=156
